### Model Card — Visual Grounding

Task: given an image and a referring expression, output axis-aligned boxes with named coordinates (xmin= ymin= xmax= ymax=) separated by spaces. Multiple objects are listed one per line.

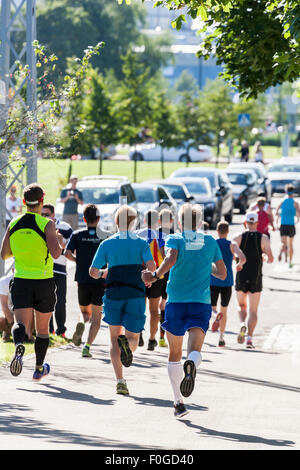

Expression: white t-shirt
xmin=0 ymin=273 xmax=13 ymax=296
xmin=6 ymin=196 xmax=22 ymax=221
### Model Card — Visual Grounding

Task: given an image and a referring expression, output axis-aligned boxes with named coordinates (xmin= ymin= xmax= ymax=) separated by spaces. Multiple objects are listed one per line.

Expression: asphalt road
xmin=0 ymin=198 xmax=299 ymax=451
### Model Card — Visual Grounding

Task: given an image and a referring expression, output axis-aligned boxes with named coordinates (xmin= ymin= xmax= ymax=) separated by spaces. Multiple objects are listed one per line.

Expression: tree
xmin=37 ymin=0 xmax=172 ymax=85
xmin=127 ymin=0 xmax=300 ymax=98
xmin=151 ymin=91 xmax=180 ymax=177
xmin=174 ymin=70 xmax=199 ymax=98
xmin=81 ymin=68 xmax=119 ymax=173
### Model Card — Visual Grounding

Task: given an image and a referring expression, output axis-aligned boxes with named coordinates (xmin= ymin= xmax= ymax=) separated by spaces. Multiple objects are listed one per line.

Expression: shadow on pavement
xmin=0 ymin=403 xmax=157 ymax=449
xmin=179 ymin=419 xmax=295 ymax=448
xmin=17 ymin=384 xmax=115 ymax=406
xmin=200 ymin=369 xmax=300 ymax=394
xmin=130 ymin=395 xmax=208 ymax=412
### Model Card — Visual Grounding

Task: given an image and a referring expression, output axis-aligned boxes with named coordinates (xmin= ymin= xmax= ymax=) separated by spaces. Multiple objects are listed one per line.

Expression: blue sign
xmin=238 ymin=113 xmax=251 ymax=127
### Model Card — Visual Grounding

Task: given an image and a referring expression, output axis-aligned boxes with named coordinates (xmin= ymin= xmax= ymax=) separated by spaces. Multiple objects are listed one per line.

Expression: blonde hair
xmin=179 ymin=203 xmax=202 ymax=230
xmin=115 ymin=205 xmax=137 ymax=231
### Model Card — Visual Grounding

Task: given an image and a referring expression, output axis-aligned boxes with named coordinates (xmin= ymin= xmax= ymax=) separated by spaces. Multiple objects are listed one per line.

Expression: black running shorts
xmin=146 ymin=278 xmax=164 ymax=299
xmin=78 ymin=283 xmax=105 ymax=307
xmin=210 ymin=285 xmax=232 ymax=307
xmin=280 ymin=225 xmax=295 ymax=238
xmin=11 ymin=277 xmax=57 ymax=313
xmin=235 ymin=278 xmax=262 ymax=294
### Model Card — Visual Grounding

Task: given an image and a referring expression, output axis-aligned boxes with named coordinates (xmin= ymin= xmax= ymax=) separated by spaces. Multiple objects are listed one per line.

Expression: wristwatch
xmin=152 ymin=271 xmax=158 ymax=279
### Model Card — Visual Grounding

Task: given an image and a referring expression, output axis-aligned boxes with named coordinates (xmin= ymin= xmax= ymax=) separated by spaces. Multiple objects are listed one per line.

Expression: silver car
xmin=56 ymin=175 xmax=137 ymax=232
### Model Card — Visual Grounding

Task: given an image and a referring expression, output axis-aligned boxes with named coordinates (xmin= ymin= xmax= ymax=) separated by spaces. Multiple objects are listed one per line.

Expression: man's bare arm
xmin=64 ymin=249 xmax=77 ymax=263
xmin=0 ymin=229 xmax=12 ymax=260
xmin=261 ymin=234 xmax=274 ymax=263
xmin=211 ymin=259 xmax=227 ymax=280
xmin=44 ymin=220 xmax=64 ymax=259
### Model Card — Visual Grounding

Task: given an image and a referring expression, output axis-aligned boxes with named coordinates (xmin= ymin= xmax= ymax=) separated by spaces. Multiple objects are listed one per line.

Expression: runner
xmin=136 ymin=210 xmax=165 ymax=351
xmin=90 ymin=205 xmax=155 ymax=395
xmin=233 ymin=212 xmax=274 ymax=349
xmin=42 ymin=204 xmax=73 ymax=337
xmin=210 ymin=221 xmax=246 ymax=347
xmin=275 ymin=184 xmax=300 ymax=268
xmin=65 ymin=204 xmax=110 ymax=357
xmin=0 ymin=271 xmax=14 ymax=342
xmin=0 ymin=183 xmax=63 ymax=379
xmin=249 ymin=193 xmax=274 ymax=229
xmin=158 ymin=208 xmax=174 ymax=348
xmin=142 ymin=203 xmax=226 ymax=418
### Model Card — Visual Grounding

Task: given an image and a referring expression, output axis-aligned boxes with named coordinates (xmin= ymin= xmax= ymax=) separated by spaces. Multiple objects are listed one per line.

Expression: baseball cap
xmin=245 ymin=212 xmax=258 ymax=223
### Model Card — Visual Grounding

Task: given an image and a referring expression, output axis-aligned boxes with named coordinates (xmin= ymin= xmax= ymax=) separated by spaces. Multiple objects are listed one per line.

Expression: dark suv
xmin=170 ymin=167 xmax=234 ymax=227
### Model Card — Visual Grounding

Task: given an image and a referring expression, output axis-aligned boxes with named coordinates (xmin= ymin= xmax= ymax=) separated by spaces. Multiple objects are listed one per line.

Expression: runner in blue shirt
xmin=90 ymin=205 xmax=155 ymax=396
xmin=210 ymin=221 xmax=246 ymax=347
xmin=142 ymin=203 xmax=227 ymax=418
xmin=276 ymin=184 xmax=300 ymax=267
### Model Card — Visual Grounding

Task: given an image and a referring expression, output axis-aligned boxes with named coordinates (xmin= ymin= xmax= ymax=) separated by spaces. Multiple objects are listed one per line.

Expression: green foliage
xmin=132 ymin=0 xmax=300 ymax=98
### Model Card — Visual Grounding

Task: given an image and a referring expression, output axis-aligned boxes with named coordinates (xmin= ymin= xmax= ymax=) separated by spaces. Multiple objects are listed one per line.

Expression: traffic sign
xmin=238 ymin=113 xmax=251 ymax=127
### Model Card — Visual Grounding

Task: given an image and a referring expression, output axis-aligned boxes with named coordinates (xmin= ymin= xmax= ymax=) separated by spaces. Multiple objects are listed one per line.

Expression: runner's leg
xmin=247 ymin=292 xmax=261 ymax=340
xmin=34 ymin=310 xmax=53 ymax=371
xmin=166 ymin=331 xmax=184 ymax=404
xmin=109 ymin=324 xmax=125 ymax=380
xmin=288 ymin=236 xmax=294 ymax=266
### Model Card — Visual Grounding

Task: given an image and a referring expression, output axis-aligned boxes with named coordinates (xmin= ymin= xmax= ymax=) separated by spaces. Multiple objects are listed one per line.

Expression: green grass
xmin=21 ymin=144 xmax=293 ymax=205
xmin=0 ymin=334 xmax=71 ymax=365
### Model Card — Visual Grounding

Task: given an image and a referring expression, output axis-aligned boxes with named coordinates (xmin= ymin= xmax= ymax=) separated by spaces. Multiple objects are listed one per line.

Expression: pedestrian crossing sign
xmin=238 ymin=113 xmax=251 ymax=127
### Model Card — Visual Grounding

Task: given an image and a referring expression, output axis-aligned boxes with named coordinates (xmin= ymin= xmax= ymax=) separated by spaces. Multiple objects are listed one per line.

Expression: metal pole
xmin=26 ymin=0 xmax=37 ymax=183
xmin=0 ymin=0 xmax=11 ymax=276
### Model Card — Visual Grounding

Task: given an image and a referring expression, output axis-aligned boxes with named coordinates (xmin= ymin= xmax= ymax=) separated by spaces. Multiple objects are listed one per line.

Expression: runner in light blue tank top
xmin=276 ymin=184 xmax=300 ymax=267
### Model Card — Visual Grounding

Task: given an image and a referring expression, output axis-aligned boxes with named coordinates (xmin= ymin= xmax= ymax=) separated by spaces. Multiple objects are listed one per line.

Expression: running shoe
xmin=138 ymin=332 xmax=144 ymax=347
xmin=72 ymin=322 xmax=85 ymax=346
xmin=211 ymin=312 xmax=223 ymax=332
xmin=174 ymin=402 xmax=189 ymax=418
xmin=82 ymin=346 xmax=92 ymax=358
xmin=33 ymin=363 xmax=50 ymax=381
xmin=147 ymin=339 xmax=158 ymax=351
xmin=237 ymin=325 xmax=247 ymax=344
xmin=159 ymin=338 xmax=168 ymax=347
xmin=117 ymin=335 xmax=133 ymax=367
xmin=116 ymin=381 xmax=129 ymax=395
xmin=180 ymin=360 xmax=196 ymax=398
xmin=10 ymin=344 xmax=25 ymax=377
xmin=246 ymin=340 xmax=255 ymax=349
xmin=218 ymin=339 xmax=226 ymax=347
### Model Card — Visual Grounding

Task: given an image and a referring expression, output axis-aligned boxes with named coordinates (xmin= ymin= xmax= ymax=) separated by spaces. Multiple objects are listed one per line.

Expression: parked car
xmin=129 ymin=143 xmax=213 ymax=162
xmin=169 ymin=167 xmax=234 ymax=226
xmin=145 ymin=179 xmax=194 ymax=207
xmin=172 ymin=176 xmax=223 ymax=228
xmin=56 ymin=175 xmax=137 ymax=232
xmin=227 ymin=162 xmax=272 ymax=200
xmin=131 ymin=183 xmax=178 ymax=228
xmin=267 ymin=161 xmax=300 ymax=195
xmin=225 ymin=169 xmax=260 ymax=214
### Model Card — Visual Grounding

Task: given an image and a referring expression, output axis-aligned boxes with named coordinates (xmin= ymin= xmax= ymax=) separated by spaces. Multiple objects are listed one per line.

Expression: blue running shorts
xmin=102 ymin=295 xmax=146 ymax=333
xmin=162 ymin=302 xmax=212 ymax=336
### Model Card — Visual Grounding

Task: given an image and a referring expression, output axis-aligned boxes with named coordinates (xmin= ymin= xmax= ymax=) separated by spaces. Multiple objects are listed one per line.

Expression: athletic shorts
xmin=162 ymin=302 xmax=212 ymax=336
xmin=280 ymin=225 xmax=295 ymax=237
xmin=11 ymin=277 xmax=56 ymax=313
xmin=78 ymin=283 xmax=105 ymax=307
xmin=146 ymin=278 xmax=164 ymax=299
xmin=102 ymin=295 xmax=146 ymax=333
xmin=161 ymin=275 xmax=168 ymax=300
xmin=235 ymin=278 xmax=262 ymax=294
xmin=210 ymin=286 xmax=232 ymax=307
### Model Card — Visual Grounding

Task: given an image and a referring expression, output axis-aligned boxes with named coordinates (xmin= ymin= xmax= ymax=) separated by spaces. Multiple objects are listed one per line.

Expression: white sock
xmin=247 ymin=335 xmax=252 ymax=342
xmin=117 ymin=378 xmax=126 ymax=384
xmin=187 ymin=350 xmax=202 ymax=369
xmin=168 ymin=361 xmax=183 ymax=404
xmin=219 ymin=332 xmax=224 ymax=340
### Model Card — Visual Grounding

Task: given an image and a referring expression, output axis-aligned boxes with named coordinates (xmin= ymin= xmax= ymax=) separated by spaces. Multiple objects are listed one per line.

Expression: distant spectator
xmin=240 ymin=141 xmax=249 ymax=162
xmin=254 ymin=141 xmax=264 ymax=164
xmin=6 ymin=185 xmax=22 ymax=227
xmin=60 ymin=175 xmax=83 ymax=230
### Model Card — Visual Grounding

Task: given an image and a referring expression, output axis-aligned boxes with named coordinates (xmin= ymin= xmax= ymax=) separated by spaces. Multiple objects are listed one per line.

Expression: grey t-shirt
xmin=60 ymin=188 xmax=83 ymax=215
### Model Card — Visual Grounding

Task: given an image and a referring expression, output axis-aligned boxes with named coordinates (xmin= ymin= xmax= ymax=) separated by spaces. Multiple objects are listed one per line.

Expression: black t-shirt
xmin=66 ymin=227 xmax=111 ymax=284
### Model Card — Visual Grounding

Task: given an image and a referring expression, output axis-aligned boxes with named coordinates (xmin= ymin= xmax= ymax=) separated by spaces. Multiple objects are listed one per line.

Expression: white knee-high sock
xmin=168 ymin=361 xmax=183 ymax=404
xmin=187 ymin=350 xmax=202 ymax=369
